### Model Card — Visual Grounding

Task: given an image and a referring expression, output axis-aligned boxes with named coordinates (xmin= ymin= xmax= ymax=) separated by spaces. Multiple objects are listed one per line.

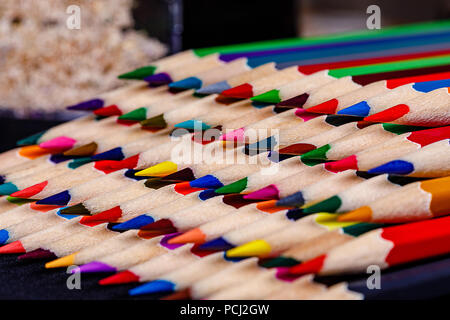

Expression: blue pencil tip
xmin=129 ymin=280 xmax=175 ymax=296
xmin=0 ymin=182 xmax=19 ymax=196
xmin=174 ymin=120 xmax=212 ymax=130
xmin=367 ymin=160 xmax=414 ymax=175
xmin=90 ymin=147 xmax=125 ymax=161
xmin=66 ymin=98 xmax=104 ymax=111
xmin=199 ymin=189 xmax=220 ymax=200
xmin=0 ymin=229 xmax=9 ymax=245
xmin=190 ymin=175 xmax=224 ymax=189
xmin=195 ymin=81 xmax=231 ymax=95
xmin=276 ymin=191 xmax=305 ymax=207
xmin=169 ymin=77 xmax=202 ymax=90
xmin=112 ymin=215 xmax=155 ymax=231
xmin=337 ymin=101 xmax=371 ymax=117
xmin=36 ymin=190 xmax=71 ymax=206
xmin=199 ymin=237 xmax=234 ymax=251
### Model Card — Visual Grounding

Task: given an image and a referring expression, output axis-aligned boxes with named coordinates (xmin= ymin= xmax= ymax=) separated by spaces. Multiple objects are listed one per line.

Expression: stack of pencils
xmin=1 ymin=19 xmax=450 ymax=300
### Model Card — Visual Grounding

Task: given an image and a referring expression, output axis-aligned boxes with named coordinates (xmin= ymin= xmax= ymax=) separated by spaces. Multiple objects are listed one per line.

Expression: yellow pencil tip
xmin=135 ymin=161 xmax=178 ymax=177
xmin=226 ymin=240 xmax=272 ymax=258
xmin=45 ymin=253 xmax=76 ymax=269
xmin=338 ymin=206 xmax=373 ymax=222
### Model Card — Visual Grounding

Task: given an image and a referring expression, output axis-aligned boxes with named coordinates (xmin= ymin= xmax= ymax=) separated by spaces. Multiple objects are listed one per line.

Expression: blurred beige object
xmin=0 ymin=0 xmax=167 ymax=117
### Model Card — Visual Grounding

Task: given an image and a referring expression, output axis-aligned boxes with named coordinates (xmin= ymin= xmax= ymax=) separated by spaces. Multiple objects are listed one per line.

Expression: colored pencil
xmin=339 ymin=175 xmax=450 ymax=223
xmin=246 ymin=118 xmax=370 ymax=155
xmin=312 ymin=256 xmax=450 ymax=300
xmin=128 ymin=251 xmax=241 ymax=296
xmin=168 ymin=58 xmax=259 ymax=90
xmin=72 ymin=234 xmax=174 ymax=274
xmin=367 ymin=139 xmax=450 ymax=177
xmin=251 ymin=49 xmax=450 ymax=104
xmin=261 ymin=222 xmax=383 ymax=268
xmin=117 ymin=19 xmax=450 ymax=79
xmin=289 ymin=215 xmax=450 ymax=276
xmin=44 ymin=229 xmax=153 ymax=268
xmin=99 ymin=243 xmax=201 ymax=285
xmin=225 ymin=213 xmax=356 ymax=258
xmin=223 ymin=53 xmax=450 ymax=99
xmin=92 ymin=87 xmax=199 ymax=118
xmin=299 ymin=123 xmax=426 ymax=161
xmin=220 ymin=108 xmax=319 ymax=144
xmin=324 ymin=126 xmax=450 ymax=173
xmin=167 ymin=200 xmax=290 ymax=245
xmin=337 ymin=78 xmax=450 ymax=117
xmin=304 ymin=66 xmax=450 ymax=113
xmin=300 ymin=174 xmax=425 ymax=214
xmin=199 ymin=209 xmax=304 ymax=251
xmin=195 ymin=62 xmax=278 ymax=95
xmin=362 ymin=87 xmax=450 ymax=126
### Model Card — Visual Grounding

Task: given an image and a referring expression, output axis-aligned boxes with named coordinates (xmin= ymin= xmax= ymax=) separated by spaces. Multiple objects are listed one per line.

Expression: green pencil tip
xmin=119 ymin=107 xmax=148 ymax=121
xmin=302 ymin=195 xmax=342 ymax=214
xmin=215 ymin=178 xmax=248 ymax=194
xmin=300 ymin=144 xmax=331 ymax=161
xmin=17 ymin=131 xmax=45 ymax=146
xmin=118 ymin=66 xmax=157 ymax=80
xmin=250 ymin=89 xmax=281 ymax=104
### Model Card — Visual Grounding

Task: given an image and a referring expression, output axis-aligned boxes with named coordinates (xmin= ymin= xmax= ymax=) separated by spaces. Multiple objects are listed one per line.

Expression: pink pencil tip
xmin=220 ymin=128 xmax=245 ymax=142
xmin=243 ymin=185 xmax=279 ymax=200
xmin=39 ymin=136 xmax=77 ymax=151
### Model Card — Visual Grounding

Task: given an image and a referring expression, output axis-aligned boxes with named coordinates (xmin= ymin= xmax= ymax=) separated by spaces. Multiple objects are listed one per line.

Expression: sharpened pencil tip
xmin=221 ymin=83 xmax=253 ymax=99
xmin=93 ymin=105 xmax=122 ymax=117
xmin=337 ymin=101 xmax=371 ymax=117
xmin=306 ymin=99 xmax=339 ymax=114
xmin=0 ymin=182 xmax=19 ymax=196
xmin=251 ymin=89 xmax=281 ymax=104
xmin=169 ymin=77 xmax=202 ymax=90
xmin=196 ymin=81 xmax=231 ymax=95
xmin=46 ymin=253 xmax=76 ymax=268
xmin=226 ymin=240 xmax=272 ymax=258
xmin=40 ymin=136 xmax=77 ymax=151
xmin=118 ymin=66 xmax=157 ymax=80
xmin=99 ymin=270 xmax=139 ymax=285
xmin=168 ymin=228 xmax=206 ymax=244
xmin=364 ymin=104 xmax=410 ymax=122
xmin=66 ymin=98 xmax=104 ymax=111
xmin=289 ymin=255 xmax=326 ymax=275
xmin=367 ymin=160 xmax=414 ymax=175
xmin=129 ymin=280 xmax=175 ymax=296
xmin=0 ymin=240 xmax=24 ymax=254
xmin=338 ymin=206 xmax=373 ymax=222
xmin=144 ymin=72 xmax=172 ymax=86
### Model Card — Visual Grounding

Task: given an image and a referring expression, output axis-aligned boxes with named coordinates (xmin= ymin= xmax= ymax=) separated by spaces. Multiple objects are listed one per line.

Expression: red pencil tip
xmin=221 ymin=84 xmax=253 ymax=99
xmin=289 ymin=255 xmax=326 ymax=275
xmin=10 ymin=181 xmax=48 ymax=198
xmin=364 ymin=104 xmax=410 ymax=122
xmin=94 ymin=155 xmax=139 ymax=174
xmin=306 ymin=99 xmax=339 ymax=114
xmin=141 ymin=219 xmax=176 ymax=232
xmin=0 ymin=241 xmax=25 ymax=254
xmin=80 ymin=206 xmax=123 ymax=224
xmin=93 ymin=105 xmax=122 ymax=117
xmin=99 ymin=270 xmax=139 ymax=285
xmin=324 ymin=155 xmax=358 ymax=173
